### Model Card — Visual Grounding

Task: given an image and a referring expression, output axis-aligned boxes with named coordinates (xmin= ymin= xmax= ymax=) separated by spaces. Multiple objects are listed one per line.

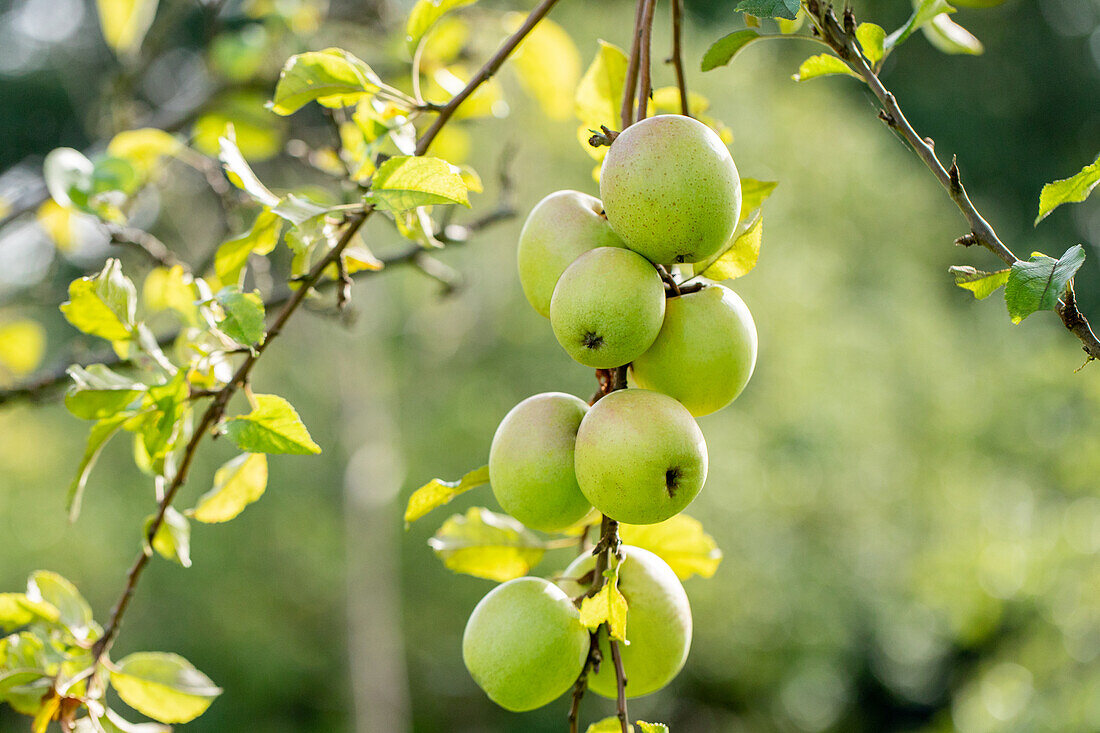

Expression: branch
xmin=802 ymin=1 xmax=1100 ymax=362
xmin=635 ymin=0 xmax=658 ymax=123
xmin=668 ymin=0 xmax=690 ymax=116
xmin=103 ymin=222 xmax=181 ymax=268
xmin=620 ymin=0 xmax=647 ymax=130
xmin=414 ymin=0 xmax=563 ymax=156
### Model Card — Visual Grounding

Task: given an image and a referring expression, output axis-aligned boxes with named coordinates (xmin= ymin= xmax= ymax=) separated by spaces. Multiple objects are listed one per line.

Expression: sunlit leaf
xmin=857 ymin=22 xmax=886 ymax=65
xmin=1036 ymin=153 xmax=1100 ymax=225
xmin=586 ymin=717 xmax=634 ymax=732
xmin=269 ymin=48 xmax=382 ymax=116
xmin=575 ymin=40 xmax=628 ymax=161
xmin=145 ymin=507 xmax=192 ymax=568
xmin=95 ymin=0 xmax=160 ymax=57
xmin=36 ymin=200 xmax=78 ymax=250
xmin=618 ymin=515 xmax=723 ymax=580
xmin=225 ymin=394 xmax=321 ymax=455
xmin=636 ymin=724 xmax=669 ymax=733
xmin=0 ymin=320 xmax=46 ymax=378
xmin=886 ymin=0 xmax=956 ymax=50
xmin=734 ymin=0 xmax=798 ymax=20
xmin=367 ymin=155 xmax=469 ymax=211
xmin=270 ymin=193 xmax=332 ymax=226
xmin=111 ymin=652 xmax=222 ymax=724
xmin=65 ymin=364 xmax=145 ymax=420
xmin=107 ymin=129 xmax=183 ymax=177
xmin=142 ymin=265 xmax=199 ymax=325
xmin=43 ymin=148 xmax=94 ymax=210
xmin=60 ymin=259 xmax=137 ymax=343
xmin=214 ymin=288 xmax=265 ymax=347
xmin=191 ymin=454 xmax=268 ymax=524
xmin=949 ymin=266 xmax=1010 ymax=300
xmin=1004 ymin=245 xmax=1085 ymax=324
xmin=68 ymin=413 xmax=131 ymax=521
xmin=218 ymin=136 xmax=279 ymax=207
xmin=406 ymin=0 xmax=478 ymax=54
xmin=213 ymin=210 xmax=282 ymax=287
xmin=578 ymin=562 xmax=629 ymax=642
xmin=921 ymin=13 xmax=983 ymax=55
xmin=428 ymin=507 xmax=544 ymax=581
xmin=506 ymin=14 xmax=580 ymax=120
xmin=193 ymin=92 xmax=286 ymax=162
xmin=404 ymin=465 xmax=489 ymax=526
xmin=25 ymin=571 xmax=94 ymax=641
xmin=701 ymin=29 xmax=763 ymax=72
xmin=702 ymin=214 xmax=762 ymax=281
xmin=792 ymin=54 xmax=858 ymax=82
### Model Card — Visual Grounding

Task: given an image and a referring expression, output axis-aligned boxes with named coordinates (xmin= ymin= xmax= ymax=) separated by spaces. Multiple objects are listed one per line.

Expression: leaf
xmin=145 ymin=507 xmax=192 ymax=568
xmin=734 ymin=0 xmax=798 ymax=19
xmin=701 ymin=29 xmax=763 ymax=72
xmin=578 ymin=562 xmax=629 ymax=642
xmin=43 ymin=148 xmax=94 ymax=210
xmin=96 ymin=0 xmax=159 ymax=57
xmin=225 ymin=394 xmax=321 ymax=455
xmin=270 ymin=193 xmax=332 ymax=226
xmin=60 ymin=259 xmax=137 ymax=342
xmin=142 ymin=265 xmax=199 ymax=325
xmin=269 ymin=48 xmax=382 ymax=116
xmin=792 ymin=54 xmax=858 ymax=82
xmin=367 ymin=156 xmax=470 ymax=211
xmin=25 ymin=571 xmax=94 ymax=641
xmin=428 ymin=508 xmax=544 ymax=582
xmin=0 ymin=320 xmax=46 ymax=378
xmin=193 ymin=91 xmax=286 ymax=162
xmin=637 ymin=724 xmax=670 ymax=733
xmin=218 ymin=136 xmax=279 ymax=207
xmin=702 ymin=214 xmax=762 ymax=281
xmin=65 ymin=364 xmax=145 ymax=420
xmin=1004 ymin=245 xmax=1086 ymax=324
xmin=856 ymin=23 xmax=886 ymax=65
xmin=949 ymin=266 xmax=1010 ymax=300
xmin=586 ymin=718 xmax=634 ymax=733
xmin=1036 ymin=153 xmax=1100 ymax=225
xmin=191 ymin=454 xmax=268 ymax=524
xmin=507 ymin=15 xmax=581 ymax=121
xmin=404 ymin=465 xmax=489 ymax=526
xmin=618 ymin=515 xmax=723 ymax=580
xmin=575 ymin=40 xmax=629 ymax=160
xmin=739 ymin=178 xmax=778 ymax=218
xmin=106 ymin=129 xmax=183 ymax=177
xmin=0 ymin=594 xmax=49 ymax=632
xmin=214 ymin=288 xmax=265 ymax=347
xmin=68 ymin=413 xmax=131 ymax=521
xmin=36 ymin=199 xmax=78 ymax=250
xmin=921 ymin=13 xmax=983 ymax=55
xmin=214 ymin=210 xmax=283 ymax=286
xmin=111 ymin=652 xmax=222 ymax=724
xmin=886 ymin=0 xmax=956 ymax=50
xmin=406 ymin=0 xmax=478 ymax=54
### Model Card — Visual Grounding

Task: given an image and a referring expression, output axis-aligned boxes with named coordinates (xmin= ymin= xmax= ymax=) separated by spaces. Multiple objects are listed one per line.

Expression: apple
xmin=517 ymin=190 xmax=625 ymax=318
xmin=600 ymin=115 xmax=741 ymax=265
xmin=463 ymin=577 xmax=591 ymax=712
xmin=559 ymin=545 xmax=691 ymax=699
xmin=574 ymin=389 xmax=707 ymax=524
xmin=549 ymin=247 xmax=665 ymax=369
xmin=631 ymin=284 xmax=757 ymax=417
xmin=489 ymin=392 xmax=593 ymax=532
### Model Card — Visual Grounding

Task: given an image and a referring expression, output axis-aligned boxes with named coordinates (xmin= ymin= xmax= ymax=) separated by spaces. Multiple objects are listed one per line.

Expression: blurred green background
xmin=2 ymin=0 xmax=1100 ymax=731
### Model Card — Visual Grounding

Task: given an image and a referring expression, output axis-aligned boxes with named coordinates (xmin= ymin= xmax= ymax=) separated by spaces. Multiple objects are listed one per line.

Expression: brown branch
xmin=414 ymin=0 xmax=563 ymax=156
xmin=609 ymin=639 xmax=629 ymax=731
xmin=620 ymin=0 xmax=647 ymax=130
xmin=668 ymin=0 xmax=690 ymax=116
xmin=103 ymin=223 xmax=180 ymax=268
xmin=802 ymin=1 xmax=1100 ymax=362
xmin=636 ymin=0 xmax=658 ymax=123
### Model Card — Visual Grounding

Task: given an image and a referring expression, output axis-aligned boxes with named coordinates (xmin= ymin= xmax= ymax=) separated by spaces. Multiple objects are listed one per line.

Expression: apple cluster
xmin=462 ymin=115 xmax=758 ymax=713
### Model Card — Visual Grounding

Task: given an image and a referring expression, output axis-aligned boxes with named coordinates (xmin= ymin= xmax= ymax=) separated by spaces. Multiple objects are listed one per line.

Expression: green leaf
xmin=218 ymin=136 xmax=280 ymax=207
xmin=95 ymin=0 xmax=159 ymax=57
xmin=111 ymin=652 xmax=222 ymax=724
xmin=949 ymin=265 xmax=1010 ymax=300
xmin=191 ymin=454 xmax=268 ymax=524
xmin=0 ymin=594 xmax=57 ymax=632
xmin=921 ymin=13 xmax=983 ymax=55
xmin=1005 ymin=246 xmax=1085 ymax=324
xmin=406 ymin=0 xmax=478 ymax=54
xmin=886 ymin=0 xmax=956 ymax=50
xmin=404 ymin=465 xmax=489 ymax=525
xmin=60 ymin=259 xmax=137 ymax=342
xmin=578 ymin=562 xmax=629 ymax=642
xmin=43 ymin=148 xmax=94 ymax=210
xmin=145 ymin=507 xmax=192 ymax=568
xmin=366 ymin=156 xmax=470 ymax=212
xmin=269 ymin=193 xmax=332 ymax=226
xmin=214 ymin=288 xmax=265 ymax=347
xmin=142 ymin=265 xmax=200 ymax=325
xmin=792 ymin=54 xmax=858 ymax=82
xmin=700 ymin=29 xmax=763 ymax=72
xmin=636 ymin=724 xmax=669 ymax=733
xmin=65 ymin=364 xmax=145 ymax=420
xmin=25 ymin=571 xmax=94 ymax=641
xmin=1036 ymin=153 xmax=1100 ymax=225
xmin=733 ymin=0 xmax=799 ymax=20
xmin=428 ymin=507 xmax=545 ymax=582
xmin=857 ymin=23 xmax=886 ymax=64
xmin=619 ymin=515 xmax=724 ymax=580
xmin=68 ymin=413 xmax=131 ymax=522
xmin=225 ymin=394 xmax=321 ymax=455
xmin=586 ymin=719 xmax=634 ymax=733
xmin=269 ymin=48 xmax=382 ymax=116
xmin=214 ymin=210 xmax=283 ymax=286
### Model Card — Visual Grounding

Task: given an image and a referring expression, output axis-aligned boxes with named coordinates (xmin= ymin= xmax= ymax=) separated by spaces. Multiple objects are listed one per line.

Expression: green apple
xmin=489 ymin=392 xmax=593 ymax=532
xmin=574 ymin=389 xmax=707 ymax=524
xmin=559 ymin=545 xmax=691 ymax=699
xmin=463 ymin=577 xmax=590 ymax=712
xmin=600 ymin=115 xmax=741 ymax=265
xmin=631 ymin=284 xmax=757 ymax=417
xmin=517 ymin=190 xmax=625 ymax=318
xmin=549 ymin=247 xmax=665 ymax=369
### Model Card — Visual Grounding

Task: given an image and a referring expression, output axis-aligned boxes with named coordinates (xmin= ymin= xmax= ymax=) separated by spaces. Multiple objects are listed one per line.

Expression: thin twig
xmin=415 ymin=0 xmax=563 ymax=156
xmin=620 ymin=0 xmax=647 ymax=130
xmin=103 ymin=223 xmax=180 ymax=267
xmin=636 ymin=0 xmax=658 ymax=123
xmin=669 ymin=0 xmax=690 ymax=116
xmin=609 ymin=639 xmax=629 ymax=731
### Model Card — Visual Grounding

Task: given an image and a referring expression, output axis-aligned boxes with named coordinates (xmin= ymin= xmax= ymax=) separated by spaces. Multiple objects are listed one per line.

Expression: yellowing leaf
xmin=225 ymin=394 xmax=321 ymax=455
xmin=507 ymin=14 xmax=580 ymax=120
xmin=428 ymin=508 xmax=544 ymax=582
xmin=792 ymin=54 xmax=858 ymax=82
xmin=107 ymin=129 xmax=183 ymax=177
xmin=739 ymin=179 xmax=778 ymax=222
xmin=618 ymin=515 xmax=723 ymax=580
xmin=60 ymin=259 xmax=137 ymax=342
xmin=652 ymin=87 xmax=710 ymax=116
xmin=96 ymin=0 xmax=159 ymax=57
xmin=142 ymin=265 xmax=199 ymax=325
xmin=636 ymin=723 xmax=669 ymax=733
xmin=35 ymin=200 xmax=77 ymax=251
xmin=191 ymin=454 xmax=268 ymax=523
xmin=218 ymin=136 xmax=280 ymax=207
xmin=367 ymin=155 xmax=470 ymax=211
xmin=949 ymin=265 xmax=1010 ymax=300
xmin=111 ymin=652 xmax=222 ymax=724
xmin=404 ymin=465 xmax=489 ymax=525
xmin=586 ymin=719 xmax=634 ymax=733
xmin=193 ymin=92 xmax=286 ymax=162
xmin=25 ymin=571 xmax=94 ymax=640
xmin=575 ymin=40 xmax=628 ymax=160
xmin=406 ymin=0 xmax=478 ymax=54
xmin=0 ymin=320 xmax=46 ymax=378
xmin=856 ymin=22 xmax=886 ymax=65
xmin=269 ymin=48 xmax=382 ymax=116
xmin=702 ymin=213 xmax=762 ymax=281
xmin=578 ymin=561 xmax=628 ymax=642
